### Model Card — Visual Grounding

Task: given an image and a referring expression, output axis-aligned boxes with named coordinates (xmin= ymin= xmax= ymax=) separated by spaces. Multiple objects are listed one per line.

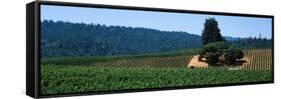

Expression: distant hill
xmin=224 ymin=36 xmax=239 ymax=41
xmin=224 ymin=36 xmax=272 ymax=48
xmin=229 ymin=37 xmax=272 ymax=49
xmin=41 ymin=20 xmax=202 ymax=57
xmin=41 ymin=20 xmax=272 ymax=58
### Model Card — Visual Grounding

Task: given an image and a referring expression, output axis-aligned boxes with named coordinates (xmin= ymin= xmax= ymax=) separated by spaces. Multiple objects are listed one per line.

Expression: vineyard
xmin=42 ymin=49 xmax=272 ymax=70
xmin=41 ymin=49 xmax=273 ymax=95
xmin=93 ymin=55 xmax=192 ymax=68
xmin=242 ymin=49 xmax=272 ymax=70
xmin=41 ymin=65 xmax=272 ymax=95
xmin=42 ymin=49 xmax=196 ymax=69
xmin=186 ymin=49 xmax=272 ymax=70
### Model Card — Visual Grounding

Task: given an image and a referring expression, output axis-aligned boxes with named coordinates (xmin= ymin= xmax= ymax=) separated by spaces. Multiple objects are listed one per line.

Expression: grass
xmin=41 ymin=65 xmax=272 ymax=95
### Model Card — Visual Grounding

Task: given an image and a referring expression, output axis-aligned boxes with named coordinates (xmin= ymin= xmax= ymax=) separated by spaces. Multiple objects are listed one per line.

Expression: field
xmin=41 ymin=49 xmax=273 ymax=95
xmin=242 ymin=49 xmax=272 ymax=70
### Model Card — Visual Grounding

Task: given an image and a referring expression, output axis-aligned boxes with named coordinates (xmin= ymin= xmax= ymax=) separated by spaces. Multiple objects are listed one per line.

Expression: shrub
xmin=199 ymin=41 xmax=229 ymax=63
xmin=206 ymin=52 xmax=219 ymax=65
xmin=224 ymin=48 xmax=244 ymax=65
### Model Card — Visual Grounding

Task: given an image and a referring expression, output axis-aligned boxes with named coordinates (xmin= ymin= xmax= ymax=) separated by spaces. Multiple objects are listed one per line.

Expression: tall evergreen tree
xmin=199 ymin=18 xmax=244 ymax=66
xmin=201 ymin=18 xmax=224 ymax=45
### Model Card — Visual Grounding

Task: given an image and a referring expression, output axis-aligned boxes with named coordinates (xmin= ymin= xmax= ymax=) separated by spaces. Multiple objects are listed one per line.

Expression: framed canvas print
xmin=26 ymin=1 xmax=274 ymax=98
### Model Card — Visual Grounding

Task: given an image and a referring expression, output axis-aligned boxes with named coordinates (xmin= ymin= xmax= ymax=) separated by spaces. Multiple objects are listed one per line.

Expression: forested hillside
xmin=41 ymin=20 xmax=201 ymax=57
xmin=41 ymin=20 xmax=271 ymax=58
xmin=229 ymin=37 xmax=272 ymax=49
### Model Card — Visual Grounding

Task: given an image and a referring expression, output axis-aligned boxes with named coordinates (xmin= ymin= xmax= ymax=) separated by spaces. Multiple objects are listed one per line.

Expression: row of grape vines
xmin=242 ymin=49 xmax=272 ymax=70
xmin=93 ymin=55 xmax=193 ymax=69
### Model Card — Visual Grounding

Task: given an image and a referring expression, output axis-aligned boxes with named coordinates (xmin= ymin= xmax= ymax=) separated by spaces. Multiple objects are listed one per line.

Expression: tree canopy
xmin=199 ymin=18 xmax=244 ymax=66
xmin=201 ymin=18 xmax=224 ymax=45
xmin=41 ymin=20 xmax=201 ymax=58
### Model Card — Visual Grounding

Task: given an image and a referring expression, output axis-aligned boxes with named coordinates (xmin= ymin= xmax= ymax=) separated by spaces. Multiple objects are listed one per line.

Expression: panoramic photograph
xmin=40 ymin=5 xmax=273 ymax=95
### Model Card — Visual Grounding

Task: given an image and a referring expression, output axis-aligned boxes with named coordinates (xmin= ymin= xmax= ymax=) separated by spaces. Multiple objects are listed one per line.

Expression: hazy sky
xmin=41 ymin=5 xmax=272 ymax=39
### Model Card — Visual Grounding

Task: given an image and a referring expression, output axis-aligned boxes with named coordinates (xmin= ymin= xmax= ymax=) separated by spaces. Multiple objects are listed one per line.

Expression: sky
xmin=41 ymin=5 xmax=272 ymax=39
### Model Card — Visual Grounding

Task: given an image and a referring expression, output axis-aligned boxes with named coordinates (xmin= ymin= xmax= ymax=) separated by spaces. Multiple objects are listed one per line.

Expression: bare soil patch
xmin=188 ymin=55 xmax=248 ymax=69
xmin=187 ymin=55 xmax=208 ymax=68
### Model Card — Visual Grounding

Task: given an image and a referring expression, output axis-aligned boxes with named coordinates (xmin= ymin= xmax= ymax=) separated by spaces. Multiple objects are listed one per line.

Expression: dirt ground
xmin=187 ymin=55 xmax=248 ymax=69
xmin=187 ymin=55 xmax=208 ymax=68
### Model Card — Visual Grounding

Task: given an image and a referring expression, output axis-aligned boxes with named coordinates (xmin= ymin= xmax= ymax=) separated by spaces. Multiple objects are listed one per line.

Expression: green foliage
xmin=40 ymin=49 xmax=271 ymax=95
xmin=199 ymin=18 xmax=246 ymax=66
xmin=201 ymin=41 xmax=229 ymax=53
xmin=206 ymin=52 xmax=220 ymax=65
xmin=41 ymin=65 xmax=272 ymax=95
xmin=41 ymin=20 xmax=201 ymax=58
xmin=230 ymin=37 xmax=272 ymax=49
xmin=199 ymin=18 xmax=231 ymax=65
xmin=41 ymin=20 xmax=271 ymax=58
xmin=202 ymin=43 xmax=219 ymax=53
xmin=198 ymin=41 xmax=229 ymax=64
xmin=202 ymin=18 xmax=224 ymax=45
xmin=224 ymin=48 xmax=244 ymax=65
xmin=198 ymin=41 xmax=244 ymax=66
xmin=42 ymin=55 xmax=193 ymax=68
xmin=41 ymin=49 xmax=197 ymax=67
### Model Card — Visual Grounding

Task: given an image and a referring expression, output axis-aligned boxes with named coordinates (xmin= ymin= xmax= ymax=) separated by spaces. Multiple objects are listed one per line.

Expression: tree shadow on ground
xmin=229 ymin=60 xmax=247 ymax=66
xmin=199 ymin=59 xmax=247 ymax=67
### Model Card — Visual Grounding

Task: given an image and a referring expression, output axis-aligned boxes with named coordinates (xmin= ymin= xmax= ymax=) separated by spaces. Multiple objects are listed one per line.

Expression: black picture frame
xmin=26 ymin=1 xmax=274 ymax=98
